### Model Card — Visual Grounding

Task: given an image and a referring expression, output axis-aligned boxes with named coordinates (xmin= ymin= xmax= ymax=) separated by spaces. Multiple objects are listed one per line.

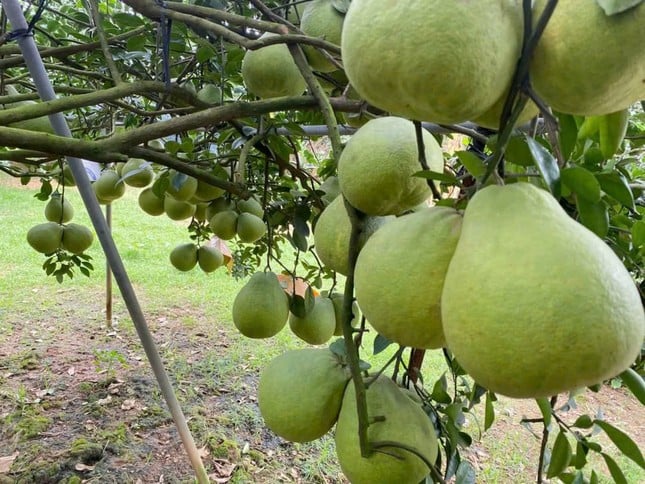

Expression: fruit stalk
xmin=341 ymin=197 xmax=372 ymax=458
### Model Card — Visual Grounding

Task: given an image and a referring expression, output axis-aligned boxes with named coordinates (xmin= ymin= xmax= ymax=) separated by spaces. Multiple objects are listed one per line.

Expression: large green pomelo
xmin=284 ymin=0 xmax=311 ymax=25
xmin=300 ymin=0 xmax=345 ymax=72
xmin=236 ymin=212 xmax=267 ymax=243
xmin=232 ymin=271 xmax=290 ymax=339
xmin=169 ymin=243 xmax=198 ymax=272
xmin=209 ymin=210 xmax=238 ymax=240
xmin=530 ymin=1 xmax=645 ymax=116
xmin=121 ymin=158 xmax=154 ymax=188
xmin=138 ymin=187 xmax=165 ymax=216
xmin=288 ymin=296 xmax=336 ymax=345
xmin=164 ymin=195 xmax=196 ymax=221
xmin=166 ymin=170 xmax=198 ymax=201
xmin=355 ymin=207 xmax=462 ymax=349
xmin=197 ymin=245 xmax=224 ymax=273
xmin=27 ymin=222 xmax=63 ymax=254
xmin=193 ymin=179 xmax=225 ymax=202
xmin=338 ymin=117 xmax=441 ymax=216
xmin=335 ymin=376 xmax=438 ymax=484
xmin=93 ymin=170 xmax=126 ymax=202
xmin=237 ymin=197 xmax=264 ymax=218
xmin=441 ymin=183 xmax=645 ymax=398
xmin=44 ymin=193 xmax=74 ymax=224
xmin=313 ymin=195 xmax=391 ymax=275
xmin=341 ymin=0 xmax=524 ymax=124
xmin=241 ymin=33 xmax=307 ymax=99
xmin=61 ymin=223 xmax=94 ymax=255
xmin=258 ymin=348 xmax=349 ymax=442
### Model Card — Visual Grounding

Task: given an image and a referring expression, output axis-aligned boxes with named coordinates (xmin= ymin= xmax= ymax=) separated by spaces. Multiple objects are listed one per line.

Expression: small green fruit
xmin=138 ymin=187 xmax=165 ymax=216
xmin=164 ymin=195 xmax=196 ymax=221
xmin=170 ymin=243 xmax=198 ymax=271
xmin=236 ymin=212 xmax=266 ymax=243
xmin=121 ymin=158 xmax=154 ymax=188
xmin=288 ymin=296 xmax=336 ymax=345
xmin=166 ymin=171 xmax=198 ymax=201
xmin=232 ymin=272 xmax=290 ymax=338
xmin=44 ymin=193 xmax=74 ymax=223
xmin=237 ymin=197 xmax=264 ymax=218
xmin=27 ymin=222 xmax=63 ymax=254
xmin=209 ymin=210 xmax=238 ymax=240
xmin=93 ymin=170 xmax=126 ymax=202
xmin=196 ymin=84 xmax=222 ymax=105
xmin=61 ymin=223 xmax=94 ymax=255
xmin=197 ymin=245 xmax=224 ymax=273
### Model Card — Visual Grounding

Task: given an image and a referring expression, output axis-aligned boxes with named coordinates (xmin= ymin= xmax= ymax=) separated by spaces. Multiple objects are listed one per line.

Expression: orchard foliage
xmin=0 ymin=0 xmax=644 ymax=482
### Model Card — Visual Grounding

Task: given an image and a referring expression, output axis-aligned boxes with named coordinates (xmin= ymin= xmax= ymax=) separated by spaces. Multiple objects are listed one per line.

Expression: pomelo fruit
xmin=284 ymin=0 xmax=310 ymax=24
xmin=170 ymin=243 xmax=198 ymax=272
xmin=209 ymin=210 xmax=238 ymax=240
xmin=335 ymin=375 xmax=438 ymax=484
xmin=138 ymin=187 xmax=165 ymax=216
xmin=166 ymin=170 xmax=198 ymax=201
xmin=205 ymin=197 xmax=234 ymax=221
xmin=27 ymin=222 xmax=63 ymax=254
xmin=44 ymin=193 xmax=74 ymax=224
xmin=300 ymin=0 xmax=345 ymax=72
xmin=441 ymin=183 xmax=645 ymax=398
xmin=237 ymin=196 xmax=264 ymax=218
xmin=328 ymin=292 xmax=360 ymax=336
xmin=2 ymin=85 xmax=55 ymax=134
xmin=93 ymin=170 xmax=125 ymax=203
xmin=288 ymin=296 xmax=336 ymax=345
xmin=341 ymin=0 xmax=524 ymax=124
xmin=193 ymin=179 xmax=225 ymax=202
xmin=236 ymin=212 xmax=266 ymax=243
xmin=164 ymin=195 xmax=196 ymax=221
xmin=196 ymin=84 xmax=222 ymax=105
xmin=121 ymin=158 xmax=154 ymax=188
xmin=258 ymin=348 xmax=349 ymax=442
xmin=232 ymin=271 xmax=290 ymax=338
xmin=197 ymin=245 xmax=224 ymax=273
xmin=313 ymin=195 xmax=391 ymax=275
xmin=241 ymin=33 xmax=307 ymax=99
xmin=61 ymin=223 xmax=94 ymax=255
xmin=338 ymin=117 xmax=441 ymax=216
xmin=355 ymin=207 xmax=462 ymax=349
xmin=473 ymin=93 xmax=540 ymax=130
xmin=530 ymin=0 xmax=645 ymax=116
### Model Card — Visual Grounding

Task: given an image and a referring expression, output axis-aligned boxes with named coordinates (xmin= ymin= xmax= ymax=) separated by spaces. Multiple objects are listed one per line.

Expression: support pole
xmin=1 ymin=2 xmax=209 ymax=481
xmin=105 ymin=203 xmax=113 ymax=329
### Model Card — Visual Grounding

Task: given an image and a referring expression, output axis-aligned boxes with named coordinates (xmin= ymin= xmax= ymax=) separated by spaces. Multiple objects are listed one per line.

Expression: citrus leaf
xmin=373 ymin=334 xmax=392 ymax=355
xmin=601 ymin=453 xmax=628 ymax=484
xmin=557 ymin=113 xmax=579 ymax=161
xmin=413 ymin=170 xmax=459 ymax=185
xmin=619 ymin=368 xmax=645 ymax=405
xmin=632 ymin=221 xmax=645 ymax=250
xmin=527 ymin=137 xmax=561 ymax=197
xmin=547 ymin=430 xmax=573 ymax=478
xmin=594 ymin=420 xmax=645 ymax=469
xmin=561 ymin=166 xmax=601 ymax=202
xmin=456 ymin=151 xmax=486 ymax=177
xmin=595 ymin=172 xmax=635 ymax=209
xmin=577 ymin=115 xmax=601 ymax=140
xmin=505 ymin=135 xmax=534 ymax=166
xmin=455 ymin=460 xmax=476 ymax=484
xmin=328 ymin=338 xmax=346 ymax=357
xmin=484 ymin=391 xmax=495 ymax=430
xmin=590 ymin=470 xmax=599 ymax=484
xmin=536 ymin=397 xmax=552 ymax=427
xmin=595 ymin=0 xmax=643 ymax=15
xmin=577 ymin=198 xmax=609 ymax=237
xmin=574 ymin=441 xmax=588 ymax=469
xmin=598 ymin=109 xmax=629 ymax=159
xmin=572 ymin=414 xmax=593 ymax=429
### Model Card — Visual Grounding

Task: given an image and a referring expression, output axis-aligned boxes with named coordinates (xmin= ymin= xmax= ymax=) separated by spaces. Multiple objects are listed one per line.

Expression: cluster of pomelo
xmin=26 ymin=192 xmax=94 ymax=256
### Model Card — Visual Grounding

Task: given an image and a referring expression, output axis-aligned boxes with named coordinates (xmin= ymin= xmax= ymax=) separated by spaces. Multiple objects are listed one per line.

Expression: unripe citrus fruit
xmin=300 ymin=0 xmax=345 ymax=72
xmin=242 ymin=33 xmax=307 ymax=99
xmin=338 ymin=117 xmax=441 ymax=216
xmin=232 ymin=271 xmax=290 ymax=338
xmin=121 ymin=158 xmax=154 ymax=188
xmin=138 ymin=187 xmax=165 ymax=216
xmin=93 ymin=170 xmax=125 ymax=202
xmin=205 ymin=197 xmax=234 ymax=220
xmin=27 ymin=222 xmax=63 ymax=254
xmin=196 ymin=84 xmax=222 ymax=105
xmin=258 ymin=348 xmax=349 ymax=442
xmin=237 ymin=196 xmax=264 ymax=218
xmin=164 ymin=195 xmax=196 ymax=221
xmin=197 ymin=245 xmax=224 ymax=273
xmin=170 ymin=243 xmax=198 ymax=272
xmin=209 ymin=210 xmax=238 ymax=240
xmin=44 ymin=193 xmax=74 ymax=223
xmin=341 ymin=0 xmax=524 ymax=124
xmin=166 ymin=171 xmax=198 ymax=201
xmin=61 ymin=223 xmax=94 ymax=255
xmin=236 ymin=212 xmax=266 ymax=243
xmin=193 ymin=179 xmax=225 ymax=202
xmin=288 ymin=296 xmax=336 ymax=345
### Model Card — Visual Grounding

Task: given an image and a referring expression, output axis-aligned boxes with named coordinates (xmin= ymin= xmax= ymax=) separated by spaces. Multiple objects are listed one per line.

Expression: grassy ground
xmin=0 ymin=177 xmax=643 ymax=483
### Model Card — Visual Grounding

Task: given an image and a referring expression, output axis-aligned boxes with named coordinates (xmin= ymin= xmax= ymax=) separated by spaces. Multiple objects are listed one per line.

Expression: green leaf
xmin=598 ymin=109 xmax=629 ymax=159
xmin=590 ymin=470 xmax=599 ymax=484
xmin=547 ymin=430 xmax=572 ymax=478
xmin=601 ymin=453 xmax=628 ymax=484
xmin=527 ymin=137 xmax=561 ymax=197
xmin=557 ymin=113 xmax=579 ymax=161
xmin=619 ymin=368 xmax=645 ymax=405
xmin=373 ymin=334 xmax=392 ymax=355
xmin=484 ymin=391 xmax=495 ymax=430
xmin=632 ymin=221 xmax=645 ymax=250
xmin=536 ymin=397 xmax=552 ymax=427
xmin=561 ymin=166 xmax=601 ymax=203
xmin=328 ymin=338 xmax=346 ymax=357
xmin=594 ymin=420 xmax=645 ymax=469
xmin=456 ymin=151 xmax=486 ymax=177
xmin=595 ymin=172 xmax=635 ymax=209
xmin=572 ymin=414 xmax=593 ymax=429
xmin=573 ymin=441 xmax=588 ymax=469
xmin=505 ymin=135 xmax=534 ymax=167
xmin=431 ymin=375 xmax=452 ymax=404
xmin=455 ymin=460 xmax=476 ymax=484
xmin=413 ymin=170 xmax=459 ymax=185
xmin=595 ymin=0 xmax=643 ymax=16
xmin=289 ymin=287 xmax=315 ymax=318
xmin=577 ymin=198 xmax=609 ymax=238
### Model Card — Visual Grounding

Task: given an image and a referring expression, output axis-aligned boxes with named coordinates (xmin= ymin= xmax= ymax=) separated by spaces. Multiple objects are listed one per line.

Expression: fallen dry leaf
xmin=0 ymin=452 xmax=19 ymax=474
xmin=75 ymin=462 xmax=95 ymax=472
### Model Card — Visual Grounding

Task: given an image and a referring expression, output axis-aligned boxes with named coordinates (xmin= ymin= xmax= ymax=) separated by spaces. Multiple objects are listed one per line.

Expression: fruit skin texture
xmin=121 ymin=158 xmax=154 ymax=188
xmin=313 ymin=195 xmax=391 ymax=275
xmin=164 ymin=195 xmax=196 ymax=221
xmin=138 ymin=187 xmax=165 ymax=216
xmin=530 ymin=0 xmax=645 ymax=115
xmin=242 ymin=33 xmax=307 ymax=99
xmin=197 ymin=245 xmax=224 ymax=273
xmin=355 ymin=207 xmax=462 ymax=349
xmin=338 ymin=117 xmax=441 ymax=216
xmin=441 ymin=183 xmax=645 ymax=398
xmin=341 ymin=0 xmax=523 ymax=124
xmin=27 ymin=222 xmax=63 ymax=254
xmin=209 ymin=210 xmax=239 ymax=240
xmin=44 ymin=194 xmax=74 ymax=223
xmin=232 ymin=272 xmax=290 ymax=339
xmin=335 ymin=376 xmax=438 ymax=484
xmin=93 ymin=170 xmax=126 ymax=203
xmin=288 ymin=296 xmax=336 ymax=345
xmin=258 ymin=348 xmax=350 ymax=442
xmin=170 ymin=243 xmax=198 ymax=272
xmin=300 ymin=0 xmax=345 ymax=72
xmin=166 ymin=171 xmax=198 ymax=201
xmin=236 ymin=212 xmax=267 ymax=243
xmin=61 ymin=223 xmax=94 ymax=255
